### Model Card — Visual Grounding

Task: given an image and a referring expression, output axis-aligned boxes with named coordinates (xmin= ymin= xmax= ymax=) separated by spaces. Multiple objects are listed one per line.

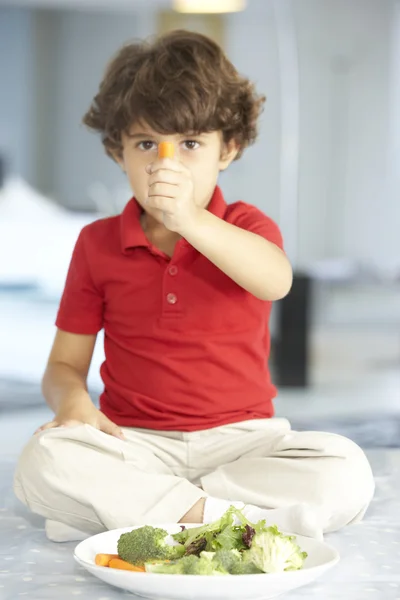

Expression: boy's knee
xmin=13 ymin=431 xmax=57 ymax=507
xmin=319 ymin=435 xmax=375 ymax=531
xmin=333 ymin=436 xmax=375 ymax=502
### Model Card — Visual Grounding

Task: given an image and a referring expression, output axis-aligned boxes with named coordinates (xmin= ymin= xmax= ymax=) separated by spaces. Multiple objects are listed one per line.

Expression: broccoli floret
xmin=198 ymin=551 xmax=216 ymax=562
xmin=242 ymin=528 xmax=308 ymax=573
xmin=145 ymin=549 xmax=264 ymax=576
xmin=207 ymin=549 xmax=242 ymax=574
xmin=200 ymin=549 xmax=263 ymax=575
xmin=117 ymin=526 xmax=185 ymax=566
xmin=230 ymin=559 xmax=264 ymax=575
xmin=145 ymin=555 xmax=226 ymax=575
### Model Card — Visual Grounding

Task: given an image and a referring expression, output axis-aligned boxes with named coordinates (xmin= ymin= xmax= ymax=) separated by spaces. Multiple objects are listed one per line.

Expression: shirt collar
xmin=120 ymin=196 xmax=148 ymax=253
xmin=120 ymin=185 xmax=227 ymax=253
xmin=206 ymin=185 xmax=228 ymax=220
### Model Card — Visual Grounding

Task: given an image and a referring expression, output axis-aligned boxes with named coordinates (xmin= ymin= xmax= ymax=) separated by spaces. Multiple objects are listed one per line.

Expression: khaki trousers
xmin=14 ymin=418 xmax=375 ymax=535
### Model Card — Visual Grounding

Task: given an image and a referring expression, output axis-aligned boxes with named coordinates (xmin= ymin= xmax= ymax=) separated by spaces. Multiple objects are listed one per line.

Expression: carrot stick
xmin=95 ymin=553 xmax=120 ymax=567
xmin=108 ymin=558 xmax=146 ymax=572
xmin=158 ymin=141 xmax=175 ymax=159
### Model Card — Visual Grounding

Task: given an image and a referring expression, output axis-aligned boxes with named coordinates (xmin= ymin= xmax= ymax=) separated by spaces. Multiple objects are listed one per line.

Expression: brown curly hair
xmin=83 ymin=29 xmax=266 ymax=161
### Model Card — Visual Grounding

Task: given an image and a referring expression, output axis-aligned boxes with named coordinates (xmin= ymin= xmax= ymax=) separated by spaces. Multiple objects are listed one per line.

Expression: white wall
xmin=52 ymin=10 xmax=157 ymax=210
xmin=1 ymin=0 xmax=398 ymax=268
xmin=293 ymin=0 xmax=394 ymax=267
xmin=0 ymin=8 xmax=35 ymax=182
xmin=221 ymin=1 xmax=281 ymax=226
xmin=385 ymin=0 xmax=400 ymax=273
xmin=224 ymin=0 xmax=396 ymax=268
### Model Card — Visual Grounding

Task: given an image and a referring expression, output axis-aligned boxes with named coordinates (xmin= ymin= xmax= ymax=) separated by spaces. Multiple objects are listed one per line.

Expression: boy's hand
xmin=146 ymin=158 xmax=202 ymax=235
xmin=34 ymin=405 xmax=126 ymax=440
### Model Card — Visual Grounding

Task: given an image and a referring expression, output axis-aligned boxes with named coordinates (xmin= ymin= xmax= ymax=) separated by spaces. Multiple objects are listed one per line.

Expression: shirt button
xmin=167 ymin=293 xmax=177 ymax=305
xmin=168 ymin=265 xmax=178 ymax=276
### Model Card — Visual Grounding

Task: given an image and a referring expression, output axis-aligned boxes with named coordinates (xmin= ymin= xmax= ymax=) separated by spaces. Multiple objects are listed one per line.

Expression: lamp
xmin=173 ymin=0 xmax=246 ymax=14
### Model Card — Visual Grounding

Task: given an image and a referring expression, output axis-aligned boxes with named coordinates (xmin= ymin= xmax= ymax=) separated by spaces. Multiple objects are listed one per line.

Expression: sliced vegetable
xmin=95 ymin=553 xmax=119 ymax=567
xmin=108 ymin=558 xmax=146 ymax=572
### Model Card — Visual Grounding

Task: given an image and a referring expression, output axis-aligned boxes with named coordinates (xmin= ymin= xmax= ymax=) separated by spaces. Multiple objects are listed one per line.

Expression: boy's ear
xmin=111 ymin=149 xmax=125 ymax=171
xmin=219 ymin=138 xmax=240 ymax=171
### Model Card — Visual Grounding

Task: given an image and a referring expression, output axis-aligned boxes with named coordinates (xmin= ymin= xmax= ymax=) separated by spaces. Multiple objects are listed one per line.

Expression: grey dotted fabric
xmin=1 ymin=450 xmax=400 ymax=600
xmin=290 ymin=416 xmax=400 ymax=450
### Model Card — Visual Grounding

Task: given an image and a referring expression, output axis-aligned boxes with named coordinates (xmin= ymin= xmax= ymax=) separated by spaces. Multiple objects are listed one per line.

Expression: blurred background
xmin=0 ymin=0 xmax=399 ymax=442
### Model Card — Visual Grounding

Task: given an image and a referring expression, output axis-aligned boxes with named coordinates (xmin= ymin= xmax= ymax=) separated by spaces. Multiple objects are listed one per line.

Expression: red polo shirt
xmin=56 ymin=186 xmax=283 ymax=431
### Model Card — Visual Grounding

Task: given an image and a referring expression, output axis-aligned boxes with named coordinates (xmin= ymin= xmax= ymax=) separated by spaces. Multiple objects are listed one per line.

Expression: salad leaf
xmin=142 ymin=507 xmax=308 ymax=575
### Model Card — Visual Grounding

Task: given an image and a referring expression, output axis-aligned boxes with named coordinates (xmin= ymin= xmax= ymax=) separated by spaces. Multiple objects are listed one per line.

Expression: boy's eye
xmin=183 ymin=140 xmax=200 ymax=150
xmin=137 ymin=141 xmax=156 ymax=151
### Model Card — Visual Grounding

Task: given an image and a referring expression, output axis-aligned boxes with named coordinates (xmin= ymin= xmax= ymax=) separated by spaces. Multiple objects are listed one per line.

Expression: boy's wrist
xmin=178 ymin=206 xmax=209 ymax=242
xmin=56 ymin=390 xmax=95 ymax=415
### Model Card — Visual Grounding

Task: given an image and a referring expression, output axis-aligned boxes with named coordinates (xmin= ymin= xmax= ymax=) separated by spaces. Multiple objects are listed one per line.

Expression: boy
xmin=14 ymin=30 xmax=374 ymax=542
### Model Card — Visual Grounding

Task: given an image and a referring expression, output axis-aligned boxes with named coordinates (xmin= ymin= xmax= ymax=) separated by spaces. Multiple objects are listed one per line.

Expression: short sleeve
xmin=56 ymin=228 xmax=104 ymax=334
xmin=228 ymin=203 xmax=284 ymax=251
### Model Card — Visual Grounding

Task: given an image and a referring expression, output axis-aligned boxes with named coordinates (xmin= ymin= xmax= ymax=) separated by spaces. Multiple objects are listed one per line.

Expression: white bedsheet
xmin=1 ymin=450 xmax=400 ymax=600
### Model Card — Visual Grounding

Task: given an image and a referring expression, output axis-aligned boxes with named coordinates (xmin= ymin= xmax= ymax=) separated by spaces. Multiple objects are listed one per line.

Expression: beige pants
xmin=13 ymin=418 xmax=375 ymax=535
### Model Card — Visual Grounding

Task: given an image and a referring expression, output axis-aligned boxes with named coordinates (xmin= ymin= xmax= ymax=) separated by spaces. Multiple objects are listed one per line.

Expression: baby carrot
xmin=158 ymin=141 xmax=175 ymax=159
xmin=108 ymin=558 xmax=146 ymax=572
xmin=95 ymin=553 xmax=119 ymax=567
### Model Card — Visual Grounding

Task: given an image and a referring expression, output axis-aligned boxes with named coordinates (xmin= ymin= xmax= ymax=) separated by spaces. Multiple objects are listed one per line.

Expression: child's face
xmin=118 ymin=122 xmax=237 ymax=222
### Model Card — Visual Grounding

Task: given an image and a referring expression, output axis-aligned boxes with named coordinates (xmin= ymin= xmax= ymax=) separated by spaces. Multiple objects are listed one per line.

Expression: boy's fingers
xmin=34 ymin=421 xmax=57 ymax=435
xmin=34 ymin=420 xmax=125 ymax=440
xmin=148 ymin=182 xmax=178 ymax=198
xmin=33 ymin=419 xmax=83 ymax=435
xmin=148 ymin=169 xmax=181 ymax=186
xmin=100 ymin=418 xmax=126 ymax=440
xmin=61 ymin=420 xmax=84 ymax=428
xmin=149 ymin=158 xmax=184 ymax=174
xmin=104 ymin=425 xmax=126 ymax=440
xmin=40 ymin=421 xmax=57 ymax=430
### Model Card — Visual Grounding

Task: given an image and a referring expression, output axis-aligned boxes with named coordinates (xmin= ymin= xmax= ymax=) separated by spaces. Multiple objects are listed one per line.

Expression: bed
xmin=1 ymin=446 xmax=400 ymax=600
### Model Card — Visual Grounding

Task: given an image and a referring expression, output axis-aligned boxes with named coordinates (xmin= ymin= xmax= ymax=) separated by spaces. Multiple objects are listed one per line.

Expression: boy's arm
xmin=42 ymin=329 xmax=96 ymax=414
xmin=181 ymin=210 xmax=293 ymax=301
xmin=35 ymin=228 xmax=124 ymax=438
xmin=146 ymin=159 xmax=291 ymax=301
xmin=38 ymin=329 xmax=125 ymax=440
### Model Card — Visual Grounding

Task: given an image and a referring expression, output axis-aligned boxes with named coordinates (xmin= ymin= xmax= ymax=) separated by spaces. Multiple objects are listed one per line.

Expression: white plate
xmin=74 ymin=524 xmax=340 ymax=600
